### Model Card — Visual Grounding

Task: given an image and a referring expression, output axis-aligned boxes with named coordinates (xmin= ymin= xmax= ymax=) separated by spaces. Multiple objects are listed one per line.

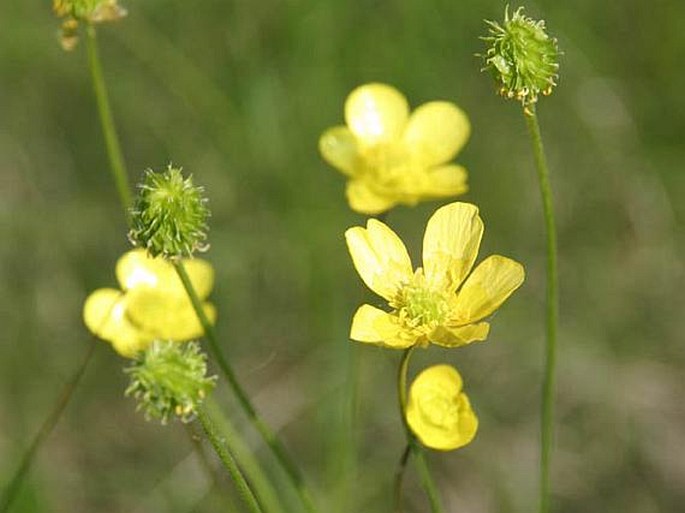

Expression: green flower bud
xmin=129 ymin=166 xmax=210 ymax=259
xmin=125 ymin=340 xmax=216 ymax=424
xmin=481 ymin=6 xmax=560 ymax=107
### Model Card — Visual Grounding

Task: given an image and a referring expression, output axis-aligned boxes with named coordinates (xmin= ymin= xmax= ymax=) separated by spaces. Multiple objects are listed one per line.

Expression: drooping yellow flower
xmin=83 ymin=249 xmax=216 ymax=357
xmin=345 ymin=202 xmax=524 ymax=349
xmin=406 ymin=364 xmax=478 ymax=451
xmin=319 ymin=83 xmax=471 ymax=214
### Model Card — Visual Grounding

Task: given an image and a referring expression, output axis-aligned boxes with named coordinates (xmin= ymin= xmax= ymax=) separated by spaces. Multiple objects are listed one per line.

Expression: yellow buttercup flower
xmin=319 ymin=83 xmax=471 ymax=214
xmin=406 ymin=364 xmax=478 ymax=451
xmin=83 ymin=249 xmax=216 ymax=357
xmin=345 ymin=201 xmax=524 ymax=349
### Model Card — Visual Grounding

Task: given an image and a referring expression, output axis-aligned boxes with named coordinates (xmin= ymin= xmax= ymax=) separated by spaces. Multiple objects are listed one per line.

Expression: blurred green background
xmin=1 ymin=1 xmax=683 ymax=512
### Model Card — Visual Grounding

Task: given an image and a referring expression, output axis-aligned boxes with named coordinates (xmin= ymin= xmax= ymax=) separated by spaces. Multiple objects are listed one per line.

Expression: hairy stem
xmin=524 ymin=105 xmax=559 ymax=513
xmin=85 ymin=24 xmax=132 ymax=214
xmin=173 ymin=260 xmax=318 ymax=513
xmin=196 ymin=407 xmax=264 ymax=513
xmin=0 ymin=339 xmax=97 ymax=513
xmin=395 ymin=347 xmax=444 ymax=513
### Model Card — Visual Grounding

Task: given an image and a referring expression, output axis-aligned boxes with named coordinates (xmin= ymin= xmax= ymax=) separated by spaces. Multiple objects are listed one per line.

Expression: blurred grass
xmin=0 ymin=1 xmax=684 ymax=512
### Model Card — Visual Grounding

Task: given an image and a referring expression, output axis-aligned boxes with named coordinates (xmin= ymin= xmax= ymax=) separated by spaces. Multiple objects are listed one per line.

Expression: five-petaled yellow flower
xmin=345 ymin=202 xmax=524 ymax=348
xmin=319 ymin=83 xmax=471 ymax=214
xmin=83 ymin=249 xmax=216 ymax=357
xmin=406 ymin=364 xmax=478 ymax=451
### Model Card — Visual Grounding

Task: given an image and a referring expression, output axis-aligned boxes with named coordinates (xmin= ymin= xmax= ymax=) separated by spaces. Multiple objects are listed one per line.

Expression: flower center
xmin=390 ymin=271 xmax=448 ymax=329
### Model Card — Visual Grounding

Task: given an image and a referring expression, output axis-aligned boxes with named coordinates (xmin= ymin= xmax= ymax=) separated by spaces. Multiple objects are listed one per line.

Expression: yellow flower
xmin=345 ymin=201 xmax=524 ymax=349
xmin=406 ymin=364 xmax=478 ymax=451
xmin=83 ymin=249 xmax=216 ymax=357
xmin=319 ymin=83 xmax=471 ymax=214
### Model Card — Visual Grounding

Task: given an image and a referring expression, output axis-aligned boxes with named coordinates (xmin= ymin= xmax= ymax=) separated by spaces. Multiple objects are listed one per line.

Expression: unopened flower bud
xmin=481 ymin=7 xmax=560 ymax=107
xmin=125 ymin=340 xmax=216 ymax=424
xmin=129 ymin=166 xmax=210 ymax=259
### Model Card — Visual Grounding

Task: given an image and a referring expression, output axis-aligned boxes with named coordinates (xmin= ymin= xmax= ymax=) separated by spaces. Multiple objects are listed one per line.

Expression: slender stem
xmin=172 ymin=260 xmax=318 ymax=513
xmin=85 ymin=24 xmax=132 ymax=214
xmin=205 ymin=398 xmax=286 ymax=513
xmin=524 ymin=105 xmax=559 ymax=513
xmin=393 ymin=443 xmax=412 ymax=513
xmin=395 ymin=347 xmax=444 ymax=513
xmin=196 ymin=407 xmax=264 ymax=513
xmin=0 ymin=339 xmax=97 ymax=513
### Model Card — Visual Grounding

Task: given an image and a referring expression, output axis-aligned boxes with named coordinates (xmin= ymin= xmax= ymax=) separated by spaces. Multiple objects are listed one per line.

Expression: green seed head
xmin=129 ymin=166 xmax=210 ymax=259
xmin=125 ymin=341 xmax=216 ymax=424
xmin=481 ymin=6 xmax=560 ymax=106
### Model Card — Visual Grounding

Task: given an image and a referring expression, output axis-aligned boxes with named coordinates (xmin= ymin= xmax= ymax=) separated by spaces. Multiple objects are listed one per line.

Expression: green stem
xmin=524 ymin=105 xmax=559 ymax=513
xmin=196 ymin=407 xmax=264 ymax=513
xmin=172 ymin=260 xmax=318 ymax=513
xmin=85 ymin=24 xmax=132 ymax=214
xmin=0 ymin=339 xmax=97 ymax=513
xmin=392 ymin=443 xmax=412 ymax=513
xmin=205 ymin=398 xmax=286 ymax=513
xmin=395 ymin=347 xmax=444 ymax=513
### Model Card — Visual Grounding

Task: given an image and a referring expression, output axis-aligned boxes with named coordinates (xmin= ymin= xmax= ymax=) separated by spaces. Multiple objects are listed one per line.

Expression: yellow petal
xmin=422 ymin=202 xmax=483 ymax=294
xmin=319 ymin=126 xmax=360 ymax=176
xmin=116 ymin=249 xmax=214 ymax=299
xmin=82 ymin=288 xmax=150 ymax=357
xmin=126 ymin=287 xmax=216 ymax=341
xmin=345 ymin=83 xmax=409 ymax=145
xmin=345 ymin=220 xmax=413 ymax=301
xmin=346 ymin=180 xmax=397 ymax=215
xmin=417 ymin=165 xmax=468 ymax=198
xmin=406 ymin=364 xmax=478 ymax=451
xmin=350 ymin=304 xmax=415 ymax=348
xmin=430 ymin=322 xmax=490 ymax=348
xmin=453 ymin=255 xmax=525 ymax=324
xmin=181 ymin=258 xmax=215 ymax=299
xmin=403 ymin=101 xmax=470 ymax=167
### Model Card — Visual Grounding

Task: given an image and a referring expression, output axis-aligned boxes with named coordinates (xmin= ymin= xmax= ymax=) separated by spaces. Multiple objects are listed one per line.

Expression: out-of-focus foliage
xmin=0 ymin=1 xmax=683 ymax=512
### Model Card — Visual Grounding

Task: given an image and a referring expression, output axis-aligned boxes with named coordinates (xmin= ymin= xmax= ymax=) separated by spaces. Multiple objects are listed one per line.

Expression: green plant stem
xmin=85 ymin=24 xmax=132 ymax=214
xmin=394 ymin=347 xmax=444 ymax=513
xmin=173 ymin=260 xmax=318 ymax=513
xmin=0 ymin=339 xmax=97 ymax=513
xmin=524 ymin=104 xmax=559 ymax=513
xmin=196 ymin=407 xmax=264 ymax=513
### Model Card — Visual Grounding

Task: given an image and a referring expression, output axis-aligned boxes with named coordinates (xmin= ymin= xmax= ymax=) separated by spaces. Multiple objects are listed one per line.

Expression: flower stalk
xmin=525 ymin=104 xmax=559 ymax=513
xmin=196 ymin=406 xmax=264 ymax=513
xmin=85 ymin=24 xmax=132 ymax=213
xmin=172 ymin=260 xmax=319 ymax=513
xmin=394 ymin=347 xmax=444 ymax=513
xmin=0 ymin=339 xmax=97 ymax=513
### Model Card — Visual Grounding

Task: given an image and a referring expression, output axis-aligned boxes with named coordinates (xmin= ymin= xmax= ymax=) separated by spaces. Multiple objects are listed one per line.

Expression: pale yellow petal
xmin=430 ymin=322 xmax=490 ymax=348
xmin=319 ymin=126 xmax=360 ymax=176
xmin=350 ymin=304 xmax=415 ymax=348
xmin=126 ymin=287 xmax=216 ymax=341
xmin=116 ymin=249 xmax=214 ymax=299
xmin=406 ymin=364 xmax=478 ymax=451
xmin=116 ymin=249 xmax=169 ymax=290
xmin=418 ymin=165 xmax=468 ymax=198
xmin=82 ymin=288 xmax=150 ymax=357
xmin=345 ymin=83 xmax=409 ymax=144
xmin=346 ymin=180 xmax=397 ymax=215
xmin=453 ymin=255 xmax=525 ymax=324
xmin=403 ymin=101 xmax=470 ymax=167
xmin=181 ymin=258 xmax=215 ymax=299
xmin=345 ymin=220 xmax=413 ymax=301
xmin=422 ymin=202 xmax=483 ymax=293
